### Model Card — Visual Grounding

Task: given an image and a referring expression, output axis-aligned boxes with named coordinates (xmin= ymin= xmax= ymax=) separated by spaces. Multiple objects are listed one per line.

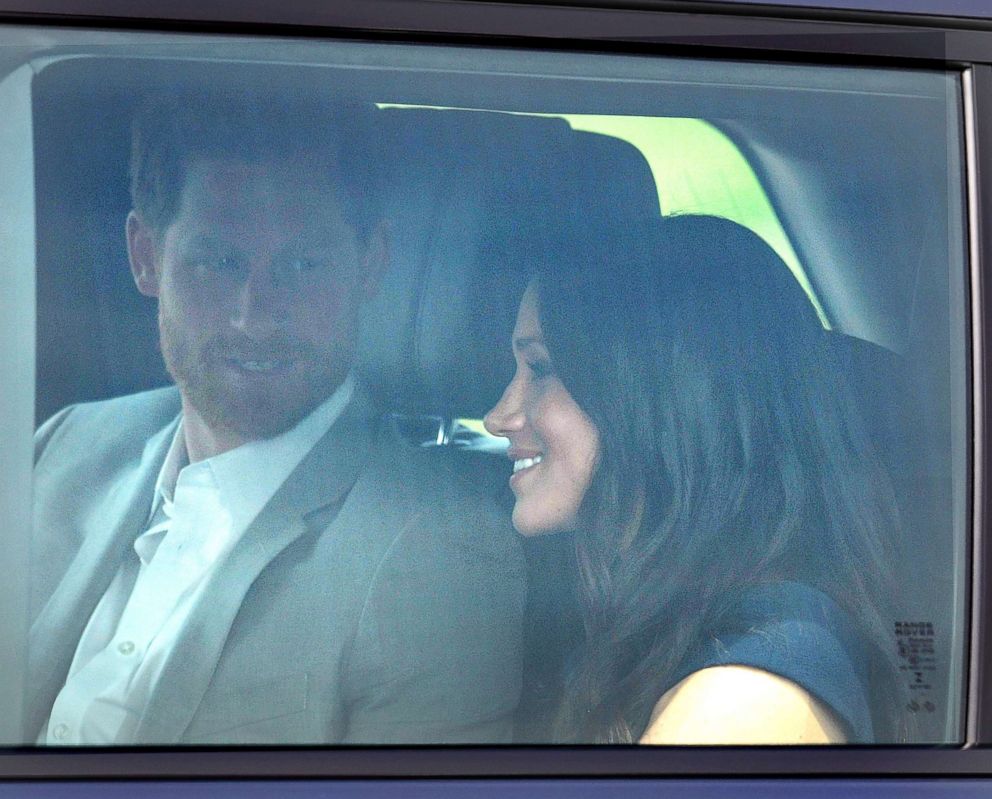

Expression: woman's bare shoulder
xmin=638 ymin=665 xmax=846 ymax=745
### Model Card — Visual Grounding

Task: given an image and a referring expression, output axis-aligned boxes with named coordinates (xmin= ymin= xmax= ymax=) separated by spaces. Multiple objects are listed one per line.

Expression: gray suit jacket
xmin=28 ymin=386 xmax=525 ymax=744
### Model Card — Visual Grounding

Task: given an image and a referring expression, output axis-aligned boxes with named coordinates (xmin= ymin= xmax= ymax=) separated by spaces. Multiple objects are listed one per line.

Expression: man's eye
xmin=192 ymin=255 xmax=241 ymax=275
xmin=198 ymin=255 xmax=239 ymax=270
xmin=288 ymin=257 xmax=327 ymax=274
xmin=214 ymin=256 xmax=239 ymax=271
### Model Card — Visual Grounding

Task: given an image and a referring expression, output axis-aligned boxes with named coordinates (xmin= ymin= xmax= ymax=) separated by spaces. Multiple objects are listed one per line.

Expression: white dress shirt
xmin=43 ymin=375 xmax=355 ymax=745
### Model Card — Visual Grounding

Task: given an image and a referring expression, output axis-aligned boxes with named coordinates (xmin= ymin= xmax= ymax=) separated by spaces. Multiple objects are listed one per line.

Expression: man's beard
xmin=159 ymin=310 xmax=348 ymax=442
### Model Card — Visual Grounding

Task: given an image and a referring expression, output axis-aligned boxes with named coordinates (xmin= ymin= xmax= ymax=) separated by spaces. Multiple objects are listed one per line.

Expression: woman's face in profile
xmin=484 ymin=282 xmax=600 ymax=536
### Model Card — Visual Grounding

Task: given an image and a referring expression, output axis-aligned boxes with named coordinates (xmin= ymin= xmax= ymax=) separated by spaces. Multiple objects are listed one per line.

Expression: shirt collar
xmin=149 ymin=373 xmax=355 ymax=531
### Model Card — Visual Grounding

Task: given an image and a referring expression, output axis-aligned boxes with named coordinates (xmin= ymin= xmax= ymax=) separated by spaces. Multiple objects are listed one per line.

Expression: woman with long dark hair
xmin=484 ymin=215 xmax=902 ymax=744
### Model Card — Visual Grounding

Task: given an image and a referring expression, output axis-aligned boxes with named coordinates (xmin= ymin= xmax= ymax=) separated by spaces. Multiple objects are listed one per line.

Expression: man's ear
xmin=360 ymin=220 xmax=390 ymax=302
xmin=126 ymin=211 xmax=162 ymax=298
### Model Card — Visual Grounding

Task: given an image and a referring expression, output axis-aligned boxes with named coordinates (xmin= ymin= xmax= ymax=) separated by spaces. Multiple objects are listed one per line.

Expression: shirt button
xmin=117 ymin=640 xmax=135 ymax=656
xmin=52 ymin=723 xmax=70 ymax=741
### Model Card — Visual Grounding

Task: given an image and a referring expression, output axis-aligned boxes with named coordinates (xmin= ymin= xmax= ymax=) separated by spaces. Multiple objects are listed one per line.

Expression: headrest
xmin=358 ymin=109 xmax=661 ymax=419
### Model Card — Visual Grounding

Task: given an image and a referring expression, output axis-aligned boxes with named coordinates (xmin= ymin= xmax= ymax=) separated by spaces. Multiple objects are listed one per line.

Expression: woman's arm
xmin=638 ymin=665 xmax=846 ymax=744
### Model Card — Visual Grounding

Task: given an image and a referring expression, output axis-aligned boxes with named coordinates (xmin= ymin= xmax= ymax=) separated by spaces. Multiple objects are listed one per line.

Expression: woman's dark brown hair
xmin=535 ymin=215 xmax=902 ymax=743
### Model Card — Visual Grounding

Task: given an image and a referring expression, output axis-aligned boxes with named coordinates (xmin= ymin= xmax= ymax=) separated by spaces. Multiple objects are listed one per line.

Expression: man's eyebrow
xmin=186 ymin=234 xmax=231 ymax=250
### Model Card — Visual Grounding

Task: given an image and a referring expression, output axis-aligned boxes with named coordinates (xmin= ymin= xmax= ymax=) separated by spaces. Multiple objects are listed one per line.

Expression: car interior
xmin=26 ymin=44 xmax=965 ymax=743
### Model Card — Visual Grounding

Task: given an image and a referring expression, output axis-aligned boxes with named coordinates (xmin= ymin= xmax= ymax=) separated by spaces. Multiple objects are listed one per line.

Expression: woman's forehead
xmin=513 ymin=283 xmax=543 ymax=343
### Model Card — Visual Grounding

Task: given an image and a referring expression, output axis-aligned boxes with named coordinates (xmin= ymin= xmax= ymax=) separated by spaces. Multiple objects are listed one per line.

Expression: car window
xmin=0 ymin=27 xmax=969 ymax=747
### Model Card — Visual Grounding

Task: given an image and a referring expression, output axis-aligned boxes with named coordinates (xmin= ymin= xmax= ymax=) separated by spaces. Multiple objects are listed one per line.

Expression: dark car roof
xmin=693 ymin=0 xmax=992 ymax=18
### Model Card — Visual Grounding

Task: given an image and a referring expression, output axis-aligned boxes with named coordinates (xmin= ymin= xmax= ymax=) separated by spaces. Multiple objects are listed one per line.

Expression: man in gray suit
xmin=28 ymin=91 xmax=524 ymax=745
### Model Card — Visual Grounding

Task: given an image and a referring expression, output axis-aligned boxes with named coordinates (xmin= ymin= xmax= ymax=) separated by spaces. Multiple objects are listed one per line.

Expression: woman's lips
xmin=512 ymin=454 xmax=543 ymax=474
xmin=508 ymin=451 xmax=544 ymax=490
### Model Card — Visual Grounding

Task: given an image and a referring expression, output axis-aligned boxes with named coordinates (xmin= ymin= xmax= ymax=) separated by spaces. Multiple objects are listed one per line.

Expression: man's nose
xmin=230 ymin=267 xmax=288 ymax=339
xmin=484 ymin=376 xmax=525 ymax=438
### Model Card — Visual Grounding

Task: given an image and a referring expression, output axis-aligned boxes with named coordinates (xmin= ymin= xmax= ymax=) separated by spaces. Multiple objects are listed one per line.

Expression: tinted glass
xmin=0 ymin=27 xmax=969 ymax=746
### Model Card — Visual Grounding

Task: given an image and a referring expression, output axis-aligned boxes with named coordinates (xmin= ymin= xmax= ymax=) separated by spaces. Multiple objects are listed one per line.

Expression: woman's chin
xmin=511 ymin=505 xmax=575 ymax=537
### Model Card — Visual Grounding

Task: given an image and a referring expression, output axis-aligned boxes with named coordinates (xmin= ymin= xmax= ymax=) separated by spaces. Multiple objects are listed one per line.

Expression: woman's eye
xmin=527 ymin=359 xmax=554 ymax=379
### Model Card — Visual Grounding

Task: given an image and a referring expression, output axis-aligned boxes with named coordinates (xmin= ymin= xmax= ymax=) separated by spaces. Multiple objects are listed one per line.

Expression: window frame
xmin=0 ymin=0 xmax=990 ymax=779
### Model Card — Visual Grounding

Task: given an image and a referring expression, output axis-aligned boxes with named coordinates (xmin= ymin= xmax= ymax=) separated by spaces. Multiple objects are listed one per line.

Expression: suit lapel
xmin=26 ymin=419 xmax=176 ymax=740
xmin=134 ymin=389 xmax=377 ymax=742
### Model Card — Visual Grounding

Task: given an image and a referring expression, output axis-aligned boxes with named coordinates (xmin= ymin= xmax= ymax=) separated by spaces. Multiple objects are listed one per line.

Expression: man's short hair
xmin=130 ymin=88 xmax=383 ymax=243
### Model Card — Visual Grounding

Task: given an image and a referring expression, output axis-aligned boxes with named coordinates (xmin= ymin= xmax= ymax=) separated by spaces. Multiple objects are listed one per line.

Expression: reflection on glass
xmin=0 ymin=29 xmax=968 ymax=745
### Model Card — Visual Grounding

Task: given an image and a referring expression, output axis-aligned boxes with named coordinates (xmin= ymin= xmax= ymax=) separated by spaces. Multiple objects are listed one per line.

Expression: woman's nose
xmin=484 ymin=376 xmax=525 ymax=438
